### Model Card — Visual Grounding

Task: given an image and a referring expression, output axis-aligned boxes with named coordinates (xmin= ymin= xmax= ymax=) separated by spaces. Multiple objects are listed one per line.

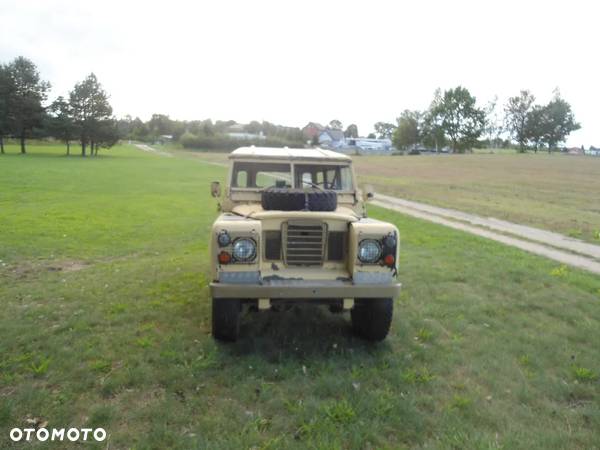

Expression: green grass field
xmin=353 ymin=153 xmax=600 ymax=244
xmin=1 ymin=144 xmax=599 ymax=449
xmin=177 ymin=149 xmax=600 ymax=244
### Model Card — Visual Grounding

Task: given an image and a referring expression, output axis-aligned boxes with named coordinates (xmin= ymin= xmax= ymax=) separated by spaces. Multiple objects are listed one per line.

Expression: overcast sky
xmin=1 ymin=0 xmax=597 ymax=146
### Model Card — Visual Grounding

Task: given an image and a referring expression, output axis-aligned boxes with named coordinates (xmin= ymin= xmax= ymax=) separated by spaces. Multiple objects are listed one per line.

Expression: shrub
xmin=179 ymin=132 xmax=303 ymax=152
xmin=323 ymin=399 xmax=356 ymax=423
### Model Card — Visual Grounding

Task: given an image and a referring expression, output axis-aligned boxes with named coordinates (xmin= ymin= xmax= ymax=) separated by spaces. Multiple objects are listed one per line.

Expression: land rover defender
xmin=209 ymin=147 xmax=401 ymax=341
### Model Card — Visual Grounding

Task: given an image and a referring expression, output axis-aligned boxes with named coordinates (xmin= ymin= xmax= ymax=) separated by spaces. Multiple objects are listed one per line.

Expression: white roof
xmin=229 ymin=146 xmax=351 ymax=161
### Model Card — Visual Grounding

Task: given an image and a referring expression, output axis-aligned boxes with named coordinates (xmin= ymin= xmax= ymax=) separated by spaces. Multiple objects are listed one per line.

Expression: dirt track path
xmin=375 ymin=193 xmax=600 ymax=260
xmin=134 ymin=143 xmax=173 ymax=157
xmin=372 ymin=193 xmax=600 ymax=275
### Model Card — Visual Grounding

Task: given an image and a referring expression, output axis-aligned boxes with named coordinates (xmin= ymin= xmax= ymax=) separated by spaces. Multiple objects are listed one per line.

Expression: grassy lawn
xmin=1 ymin=144 xmax=599 ymax=449
xmin=353 ymin=153 xmax=600 ymax=244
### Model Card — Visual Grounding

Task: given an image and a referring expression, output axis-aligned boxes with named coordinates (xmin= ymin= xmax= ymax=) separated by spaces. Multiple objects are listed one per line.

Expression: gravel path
xmin=134 ymin=143 xmax=173 ymax=157
xmin=372 ymin=194 xmax=600 ymax=275
xmin=375 ymin=193 xmax=600 ymax=260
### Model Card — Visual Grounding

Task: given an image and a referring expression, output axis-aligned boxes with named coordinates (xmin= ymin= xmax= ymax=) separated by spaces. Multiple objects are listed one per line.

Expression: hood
xmin=232 ymin=204 xmax=361 ymax=222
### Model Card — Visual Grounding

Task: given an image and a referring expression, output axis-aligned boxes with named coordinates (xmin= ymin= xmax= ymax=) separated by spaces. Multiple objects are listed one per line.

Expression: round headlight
xmin=358 ymin=239 xmax=382 ymax=263
xmin=232 ymin=238 xmax=256 ymax=262
xmin=217 ymin=231 xmax=231 ymax=247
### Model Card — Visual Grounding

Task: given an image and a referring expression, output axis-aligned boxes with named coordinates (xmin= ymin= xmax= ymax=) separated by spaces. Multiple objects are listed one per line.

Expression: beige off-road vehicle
xmin=209 ymin=147 xmax=401 ymax=341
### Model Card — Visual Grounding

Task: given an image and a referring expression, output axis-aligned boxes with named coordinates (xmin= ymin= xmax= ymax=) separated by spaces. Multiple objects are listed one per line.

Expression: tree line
xmin=373 ymin=86 xmax=580 ymax=153
xmin=0 ymin=56 xmax=309 ymax=155
xmin=116 ymin=115 xmax=307 ymax=150
xmin=0 ymin=56 xmax=581 ymax=156
xmin=0 ymin=56 xmax=118 ymax=156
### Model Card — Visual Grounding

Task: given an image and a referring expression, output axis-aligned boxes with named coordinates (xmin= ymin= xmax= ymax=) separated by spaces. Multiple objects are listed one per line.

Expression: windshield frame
xmin=229 ymin=160 xmax=356 ymax=193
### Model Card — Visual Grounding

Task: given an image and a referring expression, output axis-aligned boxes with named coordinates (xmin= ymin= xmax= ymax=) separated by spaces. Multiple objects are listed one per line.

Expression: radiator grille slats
xmin=285 ymin=223 xmax=325 ymax=266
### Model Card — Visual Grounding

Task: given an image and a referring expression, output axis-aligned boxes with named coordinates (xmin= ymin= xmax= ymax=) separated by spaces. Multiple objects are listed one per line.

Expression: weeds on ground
xmin=572 ymin=366 xmax=597 ymax=382
xmin=402 ymin=367 xmax=435 ymax=384
xmin=550 ymin=265 xmax=569 ymax=277
xmin=30 ymin=357 xmax=51 ymax=377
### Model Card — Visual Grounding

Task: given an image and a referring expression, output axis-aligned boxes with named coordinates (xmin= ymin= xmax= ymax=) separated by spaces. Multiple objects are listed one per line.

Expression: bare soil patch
xmin=3 ymin=259 xmax=90 ymax=280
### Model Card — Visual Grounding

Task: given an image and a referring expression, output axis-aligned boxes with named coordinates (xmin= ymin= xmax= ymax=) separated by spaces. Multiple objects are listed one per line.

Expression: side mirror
xmin=364 ymin=184 xmax=375 ymax=200
xmin=210 ymin=181 xmax=221 ymax=197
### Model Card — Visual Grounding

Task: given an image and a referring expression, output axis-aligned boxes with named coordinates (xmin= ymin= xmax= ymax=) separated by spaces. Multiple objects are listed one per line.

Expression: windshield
xmin=231 ymin=162 xmax=292 ymax=188
xmin=294 ymin=164 xmax=353 ymax=190
xmin=231 ymin=162 xmax=353 ymax=191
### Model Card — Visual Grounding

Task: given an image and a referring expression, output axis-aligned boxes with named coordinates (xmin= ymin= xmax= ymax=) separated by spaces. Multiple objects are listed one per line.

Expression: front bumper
xmin=210 ymin=279 xmax=402 ymax=299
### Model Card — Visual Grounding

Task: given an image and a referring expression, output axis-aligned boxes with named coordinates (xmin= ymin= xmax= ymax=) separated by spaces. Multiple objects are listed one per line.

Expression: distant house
xmin=302 ymin=122 xmax=325 ymax=141
xmin=318 ymin=128 xmax=346 ymax=148
xmin=346 ymin=137 xmax=393 ymax=154
xmin=224 ymin=123 xmax=265 ymax=140
xmin=155 ymin=134 xmax=173 ymax=144
xmin=585 ymin=146 xmax=600 ymax=156
xmin=567 ymin=147 xmax=583 ymax=155
xmin=227 ymin=123 xmax=245 ymax=132
xmin=227 ymin=131 xmax=265 ymax=140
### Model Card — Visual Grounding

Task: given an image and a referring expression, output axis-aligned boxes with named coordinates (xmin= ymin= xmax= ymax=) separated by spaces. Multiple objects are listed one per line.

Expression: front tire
xmin=212 ymin=298 xmax=241 ymax=342
xmin=351 ymin=298 xmax=393 ymax=341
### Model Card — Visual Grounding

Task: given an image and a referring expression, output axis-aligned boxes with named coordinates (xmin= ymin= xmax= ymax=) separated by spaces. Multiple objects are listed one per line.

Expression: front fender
xmin=348 ymin=219 xmax=400 ymax=279
xmin=210 ymin=214 xmax=262 ymax=281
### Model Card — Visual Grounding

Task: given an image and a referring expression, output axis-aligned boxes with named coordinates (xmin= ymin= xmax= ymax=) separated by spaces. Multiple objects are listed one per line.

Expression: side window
xmin=316 ymin=171 xmax=324 ymax=185
xmin=301 ymin=172 xmax=312 ymax=187
xmin=235 ymin=170 xmax=248 ymax=187
xmin=324 ymin=168 xmax=338 ymax=189
xmin=340 ymin=166 xmax=352 ymax=190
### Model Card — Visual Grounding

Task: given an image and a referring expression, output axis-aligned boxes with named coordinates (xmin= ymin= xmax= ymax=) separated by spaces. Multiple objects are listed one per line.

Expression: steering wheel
xmin=315 ymin=181 xmax=334 ymax=189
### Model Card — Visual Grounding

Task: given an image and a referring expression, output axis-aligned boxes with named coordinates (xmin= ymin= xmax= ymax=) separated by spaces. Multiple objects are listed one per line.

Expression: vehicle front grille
xmin=284 ymin=221 xmax=326 ymax=266
xmin=264 ymin=231 xmax=282 ymax=260
xmin=327 ymin=231 xmax=346 ymax=261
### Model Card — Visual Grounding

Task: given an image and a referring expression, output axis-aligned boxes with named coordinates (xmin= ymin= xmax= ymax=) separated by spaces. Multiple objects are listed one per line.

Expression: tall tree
xmin=0 ymin=63 xmax=15 ymax=154
xmin=131 ymin=116 xmax=149 ymax=141
xmin=505 ymin=90 xmax=535 ymax=152
xmin=484 ymin=96 xmax=504 ymax=149
xmin=344 ymin=123 xmax=358 ymax=138
xmin=92 ymin=119 xmax=120 ymax=155
xmin=540 ymin=90 xmax=580 ymax=152
xmin=69 ymin=73 xmax=112 ymax=156
xmin=201 ymin=119 xmax=214 ymax=136
xmin=328 ymin=119 xmax=342 ymax=130
xmin=421 ymin=88 xmax=445 ymax=151
xmin=431 ymin=86 xmax=485 ymax=153
xmin=5 ymin=56 xmax=50 ymax=154
xmin=421 ymin=115 xmax=446 ymax=151
xmin=148 ymin=113 xmax=174 ymax=138
xmin=48 ymin=96 xmax=77 ymax=155
xmin=373 ymin=121 xmax=395 ymax=139
xmin=244 ymin=120 xmax=262 ymax=134
xmin=392 ymin=110 xmax=421 ymax=150
xmin=524 ymin=104 xmax=546 ymax=153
